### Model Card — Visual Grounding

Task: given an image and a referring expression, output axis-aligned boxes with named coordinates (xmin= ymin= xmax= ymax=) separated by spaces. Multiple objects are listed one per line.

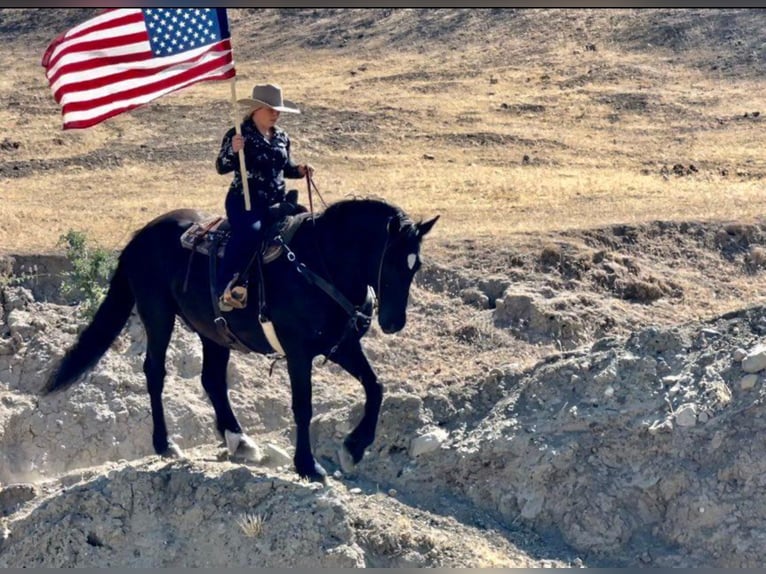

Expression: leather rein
xmin=274 ymin=173 xmax=393 ymax=360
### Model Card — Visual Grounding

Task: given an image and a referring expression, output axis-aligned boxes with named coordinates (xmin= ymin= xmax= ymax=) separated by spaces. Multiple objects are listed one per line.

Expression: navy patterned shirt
xmin=216 ymin=118 xmax=302 ymax=207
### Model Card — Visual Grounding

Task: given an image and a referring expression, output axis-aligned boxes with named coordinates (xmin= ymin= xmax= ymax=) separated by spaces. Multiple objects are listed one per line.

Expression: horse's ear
xmin=417 ymin=215 xmax=439 ymax=238
xmin=387 ymin=216 xmax=401 ymax=236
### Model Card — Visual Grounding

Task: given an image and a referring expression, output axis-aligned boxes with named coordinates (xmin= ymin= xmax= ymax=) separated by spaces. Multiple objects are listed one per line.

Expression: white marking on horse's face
xmin=407 ymin=253 xmax=417 ymax=270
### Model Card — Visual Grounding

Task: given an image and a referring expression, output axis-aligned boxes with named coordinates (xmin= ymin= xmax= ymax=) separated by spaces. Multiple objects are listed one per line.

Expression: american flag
xmin=42 ymin=8 xmax=236 ymax=129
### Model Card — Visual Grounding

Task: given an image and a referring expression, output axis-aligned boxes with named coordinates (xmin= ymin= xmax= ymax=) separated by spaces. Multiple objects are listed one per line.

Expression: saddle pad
xmin=180 ymin=216 xmax=229 ymax=258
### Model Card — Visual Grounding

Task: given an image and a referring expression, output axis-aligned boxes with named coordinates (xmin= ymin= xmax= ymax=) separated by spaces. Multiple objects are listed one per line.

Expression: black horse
xmin=44 ymin=197 xmax=438 ymax=482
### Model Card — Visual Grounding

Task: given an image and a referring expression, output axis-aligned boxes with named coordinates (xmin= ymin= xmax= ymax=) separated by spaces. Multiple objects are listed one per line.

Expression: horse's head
xmin=376 ymin=214 xmax=439 ymax=334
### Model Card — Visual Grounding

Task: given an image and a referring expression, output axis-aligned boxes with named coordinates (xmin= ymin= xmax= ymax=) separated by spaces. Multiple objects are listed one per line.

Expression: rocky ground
xmin=1 ymin=217 xmax=766 ymax=567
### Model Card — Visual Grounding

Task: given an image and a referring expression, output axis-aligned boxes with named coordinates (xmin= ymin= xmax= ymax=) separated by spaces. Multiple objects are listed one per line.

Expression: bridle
xmin=375 ymin=218 xmax=395 ymax=310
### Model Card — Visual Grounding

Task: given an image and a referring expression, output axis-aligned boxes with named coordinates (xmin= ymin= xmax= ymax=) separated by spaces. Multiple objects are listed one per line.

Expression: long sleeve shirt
xmin=216 ymin=119 xmax=302 ymax=208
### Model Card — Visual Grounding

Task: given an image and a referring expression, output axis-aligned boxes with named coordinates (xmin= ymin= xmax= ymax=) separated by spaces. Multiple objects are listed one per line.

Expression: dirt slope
xmin=2 ymin=216 xmax=766 ymax=566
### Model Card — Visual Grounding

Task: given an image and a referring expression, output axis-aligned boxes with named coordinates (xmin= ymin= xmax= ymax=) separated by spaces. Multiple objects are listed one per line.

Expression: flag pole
xmin=230 ymin=77 xmax=251 ymax=211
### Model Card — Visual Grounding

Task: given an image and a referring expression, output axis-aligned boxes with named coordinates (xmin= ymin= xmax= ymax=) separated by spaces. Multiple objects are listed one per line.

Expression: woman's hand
xmin=232 ymin=134 xmax=245 ymax=153
xmin=298 ymin=163 xmax=315 ymax=178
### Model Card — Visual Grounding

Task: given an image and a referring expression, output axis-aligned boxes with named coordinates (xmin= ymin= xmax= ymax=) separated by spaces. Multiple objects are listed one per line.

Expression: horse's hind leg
xmin=328 ymin=339 xmax=382 ymax=473
xmin=199 ymin=335 xmax=261 ymax=462
xmin=136 ymin=299 xmax=180 ymax=458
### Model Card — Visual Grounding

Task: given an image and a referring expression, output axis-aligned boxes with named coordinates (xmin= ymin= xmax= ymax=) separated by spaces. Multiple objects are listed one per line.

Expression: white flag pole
xmin=230 ymin=77 xmax=251 ymax=211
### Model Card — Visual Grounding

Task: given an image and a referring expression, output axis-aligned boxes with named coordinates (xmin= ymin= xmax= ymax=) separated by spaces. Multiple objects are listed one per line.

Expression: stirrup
xmin=220 ymin=279 xmax=248 ymax=311
xmin=218 ymin=297 xmax=234 ymax=313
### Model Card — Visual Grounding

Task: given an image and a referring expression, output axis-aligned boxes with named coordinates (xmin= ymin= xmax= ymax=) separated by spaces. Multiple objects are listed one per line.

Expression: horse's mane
xmin=320 ymin=196 xmax=414 ymax=230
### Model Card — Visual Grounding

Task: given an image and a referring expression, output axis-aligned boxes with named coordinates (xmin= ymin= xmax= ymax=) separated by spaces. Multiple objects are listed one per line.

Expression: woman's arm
xmin=283 ymin=136 xmax=303 ymax=179
xmin=215 ymin=127 xmax=238 ymax=175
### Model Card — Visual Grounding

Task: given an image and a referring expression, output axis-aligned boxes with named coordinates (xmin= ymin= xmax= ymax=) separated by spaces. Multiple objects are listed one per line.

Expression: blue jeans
xmin=217 ymin=190 xmax=267 ymax=295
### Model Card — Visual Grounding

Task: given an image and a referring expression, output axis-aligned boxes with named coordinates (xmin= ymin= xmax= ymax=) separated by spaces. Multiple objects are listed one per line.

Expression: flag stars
xmin=143 ymin=8 xmax=224 ymax=56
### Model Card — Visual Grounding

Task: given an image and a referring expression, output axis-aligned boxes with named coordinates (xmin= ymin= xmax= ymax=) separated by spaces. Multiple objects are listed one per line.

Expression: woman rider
xmin=215 ymin=83 xmax=314 ymax=311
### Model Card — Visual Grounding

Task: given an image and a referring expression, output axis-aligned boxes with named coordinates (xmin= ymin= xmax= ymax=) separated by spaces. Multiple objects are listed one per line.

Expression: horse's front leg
xmin=328 ymin=338 xmax=382 ymax=473
xmin=286 ymin=350 xmax=327 ymax=483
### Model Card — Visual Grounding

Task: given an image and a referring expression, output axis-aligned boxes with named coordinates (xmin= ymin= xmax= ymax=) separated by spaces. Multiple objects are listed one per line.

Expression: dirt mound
xmin=2 ymin=215 xmax=766 ymax=566
xmin=1 ymin=455 xmax=557 ymax=568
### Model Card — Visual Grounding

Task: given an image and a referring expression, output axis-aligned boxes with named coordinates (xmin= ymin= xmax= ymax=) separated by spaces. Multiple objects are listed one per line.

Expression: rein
xmin=304 ymin=171 xmax=390 ymax=308
xmin=305 ymin=172 xmax=327 ymax=222
xmin=288 ymin=177 xmax=394 ymax=360
xmin=275 ymin=225 xmax=383 ymax=362
xmin=376 ymin=222 xmax=393 ymax=309
xmin=277 ymin=236 xmax=370 ymax=324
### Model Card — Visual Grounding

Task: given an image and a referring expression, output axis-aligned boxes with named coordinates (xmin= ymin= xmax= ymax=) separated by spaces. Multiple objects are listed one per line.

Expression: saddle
xmin=179 ymin=197 xmax=312 ymax=354
xmin=180 ymin=202 xmax=311 ymax=264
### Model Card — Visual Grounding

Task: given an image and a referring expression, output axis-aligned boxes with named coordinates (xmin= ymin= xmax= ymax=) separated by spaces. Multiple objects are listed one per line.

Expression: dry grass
xmin=236 ymin=512 xmax=265 ymax=538
xmin=1 ymin=10 xmax=765 ymax=253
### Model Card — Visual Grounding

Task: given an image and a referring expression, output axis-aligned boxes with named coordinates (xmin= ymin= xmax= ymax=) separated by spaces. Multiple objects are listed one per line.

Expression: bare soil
xmin=2 ymin=8 xmax=766 ymax=568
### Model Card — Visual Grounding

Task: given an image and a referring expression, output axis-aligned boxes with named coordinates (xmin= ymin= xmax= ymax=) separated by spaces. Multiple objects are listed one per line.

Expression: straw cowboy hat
xmin=237 ymin=83 xmax=301 ymax=114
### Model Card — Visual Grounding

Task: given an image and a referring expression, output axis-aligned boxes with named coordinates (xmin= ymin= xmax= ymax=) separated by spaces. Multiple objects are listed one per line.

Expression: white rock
xmin=663 ymin=373 xmax=686 ymax=384
xmin=3 ymin=287 xmax=34 ymax=311
xmin=262 ymin=443 xmax=292 ymax=467
xmin=520 ymin=492 xmax=544 ymax=519
xmin=409 ymin=428 xmax=448 ymax=457
xmin=733 ymin=348 xmax=747 ymax=362
xmin=6 ymin=310 xmax=36 ymax=340
xmin=742 ymin=344 xmax=766 ymax=373
xmin=335 ymin=420 xmax=352 ymax=434
xmin=649 ymin=419 xmax=673 ymax=435
xmin=570 ymin=374 xmax=581 ymax=385
xmin=675 ymin=403 xmax=697 ymax=427
xmin=594 ymin=367 xmax=616 ymax=385
xmin=740 ymin=374 xmax=758 ymax=390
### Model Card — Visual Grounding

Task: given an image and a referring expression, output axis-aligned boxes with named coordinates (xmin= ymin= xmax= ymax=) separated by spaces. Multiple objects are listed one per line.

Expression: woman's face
xmin=252 ymin=106 xmax=280 ymax=128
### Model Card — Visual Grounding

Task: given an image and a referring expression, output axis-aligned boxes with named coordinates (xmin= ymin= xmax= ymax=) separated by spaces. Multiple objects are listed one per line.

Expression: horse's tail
xmin=44 ymin=257 xmax=135 ymax=394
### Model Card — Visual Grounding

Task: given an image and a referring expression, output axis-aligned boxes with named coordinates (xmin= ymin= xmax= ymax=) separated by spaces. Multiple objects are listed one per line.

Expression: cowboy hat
xmin=237 ymin=83 xmax=301 ymax=114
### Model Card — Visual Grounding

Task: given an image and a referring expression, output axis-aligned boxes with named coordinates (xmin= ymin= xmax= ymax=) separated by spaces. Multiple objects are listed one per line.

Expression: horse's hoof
xmin=225 ymin=430 xmax=263 ymax=463
xmin=299 ymin=461 xmax=327 ymax=484
xmin=338 ymin=445 xmax=356 ymax=474
xmin=161 ymin=443 xmax=184 ymax=459
xmin=234 ymin=436 xmax=264 ymax=463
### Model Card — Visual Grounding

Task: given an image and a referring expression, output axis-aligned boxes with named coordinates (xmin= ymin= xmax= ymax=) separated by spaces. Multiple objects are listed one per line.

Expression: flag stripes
xmin=42 ymin=8 xmax=235 ymax=129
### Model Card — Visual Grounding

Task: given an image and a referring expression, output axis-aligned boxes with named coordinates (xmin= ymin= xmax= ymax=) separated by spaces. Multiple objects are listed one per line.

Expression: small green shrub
xmin=58 ymin=230 xmax=117 ymax=319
